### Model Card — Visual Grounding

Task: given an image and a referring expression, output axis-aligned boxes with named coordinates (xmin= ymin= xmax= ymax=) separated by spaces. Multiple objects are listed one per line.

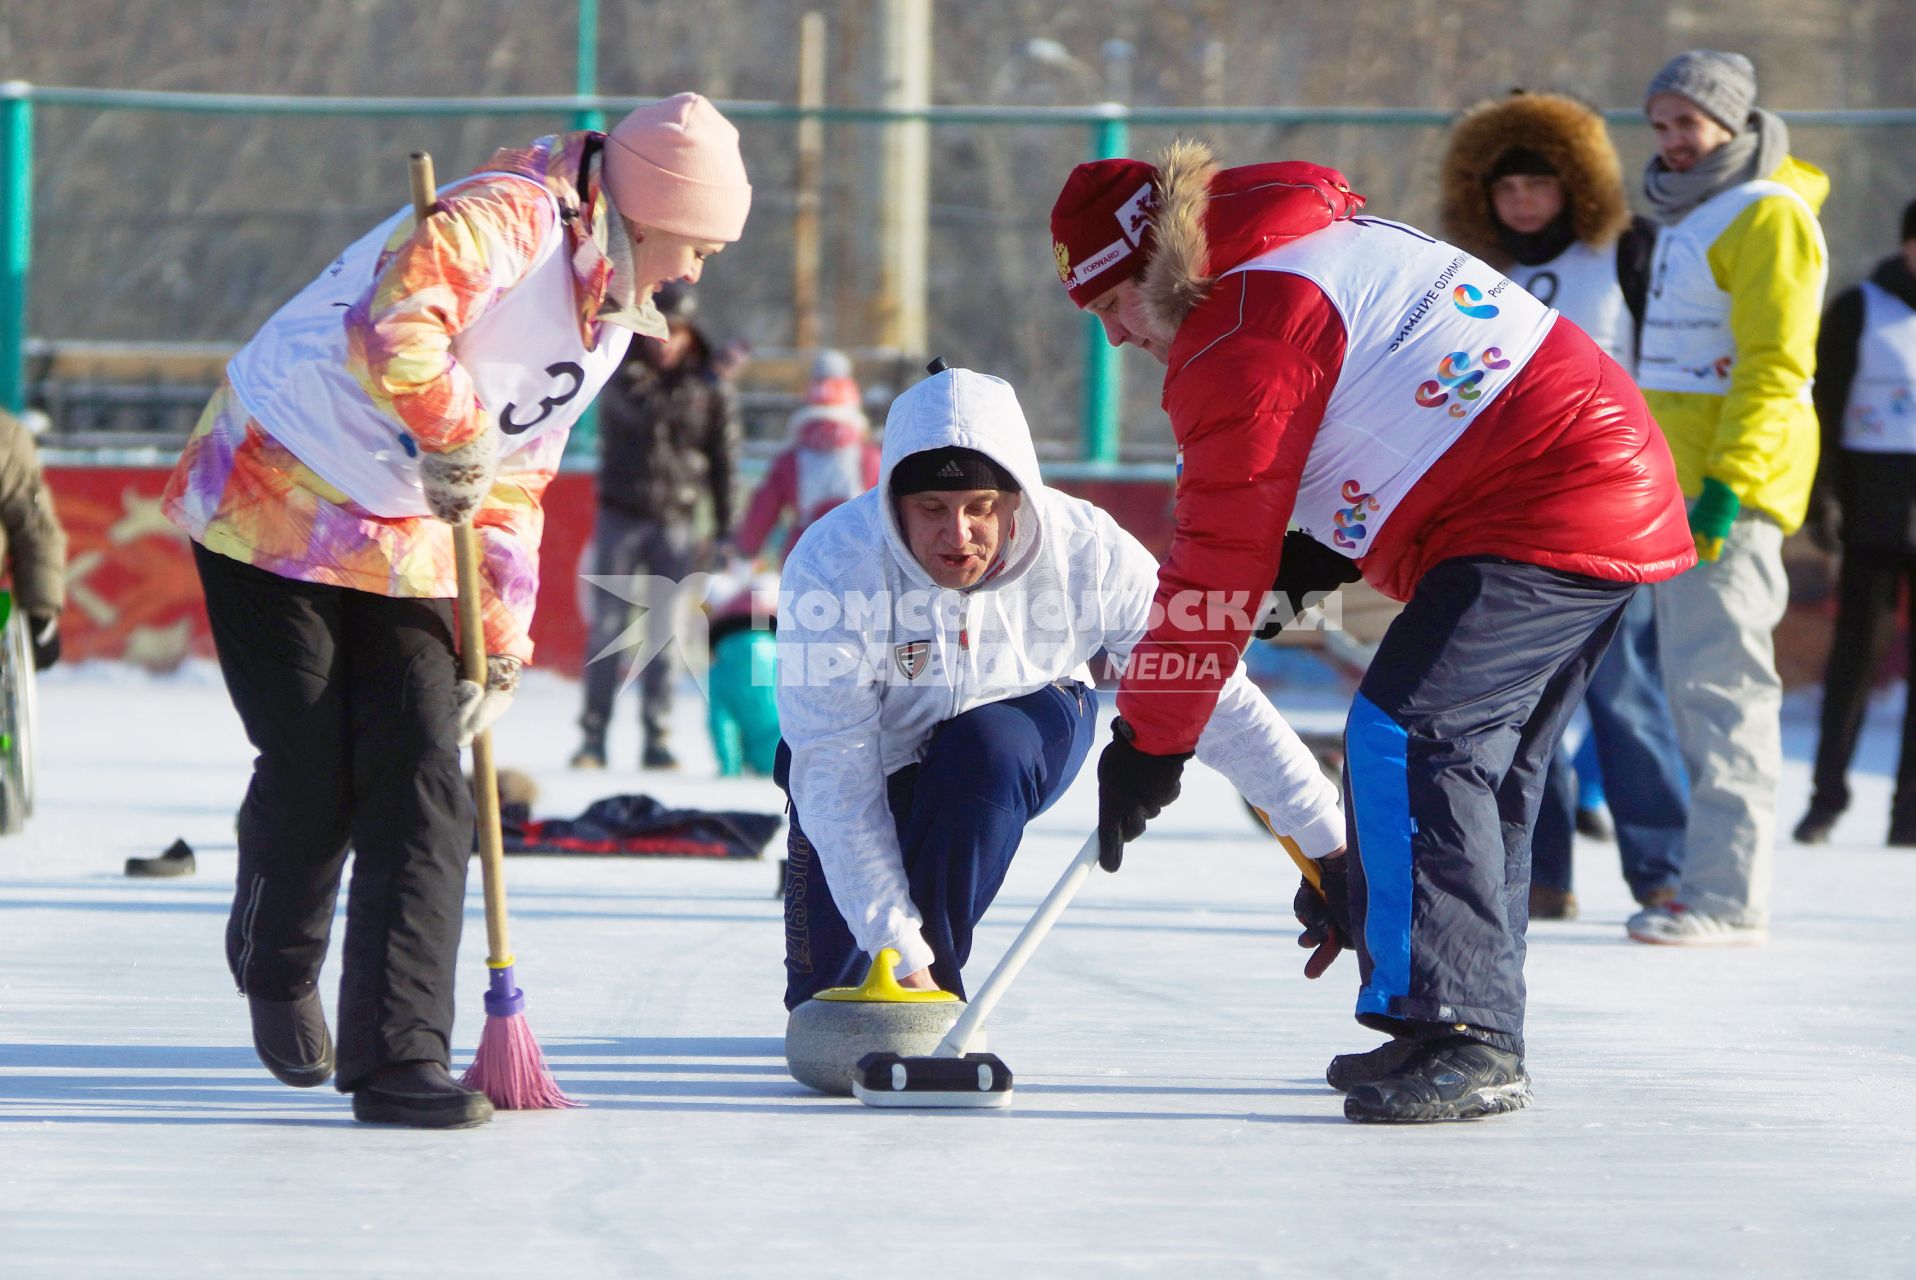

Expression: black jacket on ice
xmin=1810 ymin=255 xmax=1916 ymax=552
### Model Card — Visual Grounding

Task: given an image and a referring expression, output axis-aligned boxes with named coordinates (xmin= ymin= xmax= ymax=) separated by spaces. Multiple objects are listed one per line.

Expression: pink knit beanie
xmin=603 ymin=93 xmax=753 ymax=242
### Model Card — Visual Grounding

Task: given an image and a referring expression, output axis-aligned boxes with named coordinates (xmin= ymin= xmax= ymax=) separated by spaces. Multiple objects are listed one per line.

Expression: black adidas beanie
xmin=891 ymin=446 xmax=1021 ymax=496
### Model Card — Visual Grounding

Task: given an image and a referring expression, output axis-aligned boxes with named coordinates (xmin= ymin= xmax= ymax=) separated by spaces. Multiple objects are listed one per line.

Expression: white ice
xmin=3 ymin=662 xmax=1914 ymax=1278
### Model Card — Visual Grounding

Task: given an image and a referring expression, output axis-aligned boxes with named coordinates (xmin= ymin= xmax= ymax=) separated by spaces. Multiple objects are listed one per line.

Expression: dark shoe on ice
xmin=351 ymin=1061 xmax=494 ymax=1129
xmin=642 ymin=741 xmax=679 ymax=771
xmin=1325 ymin=1037 xmax=1424 ymax=1093
xmin=1343 ymin=1036 xmax=1531 ymax=1123
xmin=1528 ymin=884 xmax=1578 ymax=921
xmin=1793 ymin=805 xmax=1840 ymax=845
xmin=125 ymin=837 xmax=197 ymax=878
xmin=570 ymin=738 xmax=606 ymax=770
xmin=1573 ymin=806 xmax=1614 ymax=842
xmin=247 ymin=987 xmax=334 ymax=1088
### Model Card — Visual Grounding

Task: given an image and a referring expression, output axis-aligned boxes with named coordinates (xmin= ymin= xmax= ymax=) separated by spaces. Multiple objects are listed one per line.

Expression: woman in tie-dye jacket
xmin=162 ymin=94 xmax=751 ymax=1128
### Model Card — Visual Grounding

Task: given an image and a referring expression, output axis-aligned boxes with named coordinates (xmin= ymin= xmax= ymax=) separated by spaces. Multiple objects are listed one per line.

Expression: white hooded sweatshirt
xmin=776 ymin=369 xmax=1344 ymax=976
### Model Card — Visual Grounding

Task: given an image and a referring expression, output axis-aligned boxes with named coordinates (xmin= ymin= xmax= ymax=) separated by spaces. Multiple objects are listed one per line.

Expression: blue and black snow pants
xmin=777 ymin=680 xmax=1098 ymax=1009
xmin=1345 ymin=557 xmax=1635 ymax=1054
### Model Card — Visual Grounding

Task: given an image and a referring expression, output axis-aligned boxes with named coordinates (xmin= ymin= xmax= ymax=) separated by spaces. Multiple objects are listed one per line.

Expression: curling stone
xmin=784 ymin=948 xmax=983 ymax=1096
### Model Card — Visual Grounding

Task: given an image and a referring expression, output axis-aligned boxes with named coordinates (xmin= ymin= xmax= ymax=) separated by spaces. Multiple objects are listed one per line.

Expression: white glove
xmin=455 ymin=655 xmax=521 ymax=747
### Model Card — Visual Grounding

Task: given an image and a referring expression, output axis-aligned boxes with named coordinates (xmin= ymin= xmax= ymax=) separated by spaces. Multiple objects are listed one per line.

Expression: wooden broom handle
xmin=411 ymin=150 xmax=512 ymax=966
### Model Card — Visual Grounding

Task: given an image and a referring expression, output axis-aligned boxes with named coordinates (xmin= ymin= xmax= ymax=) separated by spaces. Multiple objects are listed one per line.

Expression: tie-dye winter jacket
xmin=163 ymin=131 xmax=631 ymax=662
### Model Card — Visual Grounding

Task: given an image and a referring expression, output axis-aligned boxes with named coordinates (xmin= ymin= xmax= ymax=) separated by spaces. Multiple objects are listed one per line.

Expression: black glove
xmin=28 ymin=612 xmax=59 ymax=671
xmin=1094 ymin=719 xmax=1194 ymax=872
xmin=1256 ymin=531 xmax=1362 ymax=639
xmin=1293 ymin=855 xmax=1353 ymax=979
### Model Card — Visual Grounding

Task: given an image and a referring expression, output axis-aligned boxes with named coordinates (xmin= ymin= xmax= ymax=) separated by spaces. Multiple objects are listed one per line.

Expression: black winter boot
xmin=1342 ymin=1035 xmax=1531 ymax=1123
xmin=1793 ymin=803 xmax=1841 ymax=845
xmin=351 ymin=1061 xmax=494 ymax=1129
xmin=247 ymin=986 xmax=334 ymax=1088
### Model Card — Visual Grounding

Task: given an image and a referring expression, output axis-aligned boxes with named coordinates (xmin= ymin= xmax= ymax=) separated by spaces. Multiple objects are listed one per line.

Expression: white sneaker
xmin=1626 ymin=902 xmax=1767 ymax=947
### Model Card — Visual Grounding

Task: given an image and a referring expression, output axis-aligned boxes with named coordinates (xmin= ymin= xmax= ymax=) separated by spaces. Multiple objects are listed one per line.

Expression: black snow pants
xmin=194 ymin=543 xmax=473 ymax=1090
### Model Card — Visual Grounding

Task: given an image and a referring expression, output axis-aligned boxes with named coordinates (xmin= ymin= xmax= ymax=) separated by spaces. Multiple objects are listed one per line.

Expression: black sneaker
xmin=351 ymin=1061 xmax=494 ymax=1129
xmin=1342 ymin=1035 xmax=1531 ymax=1123
xmin=247 ymin=987 xmax=334 ymax=1088
xmin=570 ymin=737 xmax=606 ymax=770
xmin=1794 ymin=804 xmax=1840 ymax=844
xmin=1325 ymin=1037 xmax=1424 ymax=1093
xmin=642 ymin=741 xmax=679 ymax=770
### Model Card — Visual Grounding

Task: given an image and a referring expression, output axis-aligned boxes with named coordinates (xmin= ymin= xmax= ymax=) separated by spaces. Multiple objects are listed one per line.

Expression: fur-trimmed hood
xmin=1439 ymin=91 xmax=1630 ymax=268
xmin=1138 ymin=142 xmax=1366 ymax=336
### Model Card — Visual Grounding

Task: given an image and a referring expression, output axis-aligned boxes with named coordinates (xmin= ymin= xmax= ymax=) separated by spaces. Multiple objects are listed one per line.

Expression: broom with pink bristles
xmin=409 ymin=151 xmax=578 ymax=1110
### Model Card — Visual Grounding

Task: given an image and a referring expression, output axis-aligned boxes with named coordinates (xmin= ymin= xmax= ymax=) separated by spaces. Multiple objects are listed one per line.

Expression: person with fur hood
xmin=1049 ymin=141 xmax=1694 ymax=1122
xmin=1440 ymin=91 xmax=1689 ymax=924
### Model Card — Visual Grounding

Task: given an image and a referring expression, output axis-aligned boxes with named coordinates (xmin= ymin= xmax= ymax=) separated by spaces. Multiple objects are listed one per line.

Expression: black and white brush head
xmin=850 ymin=1051 xmax=1013 ymax=1109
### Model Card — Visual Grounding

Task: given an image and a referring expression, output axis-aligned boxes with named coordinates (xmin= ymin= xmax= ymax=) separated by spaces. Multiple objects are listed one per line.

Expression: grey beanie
xmin=1646 ymin=49 xmax=1757 ymax=132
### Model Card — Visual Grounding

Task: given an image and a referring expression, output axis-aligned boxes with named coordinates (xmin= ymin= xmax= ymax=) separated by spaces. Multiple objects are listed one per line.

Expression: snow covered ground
xmin=3 ymin=661 xmax=1914 ymax=1278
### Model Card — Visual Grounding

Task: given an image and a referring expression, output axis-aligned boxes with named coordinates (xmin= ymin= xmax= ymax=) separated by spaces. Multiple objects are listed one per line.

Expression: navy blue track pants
xmin=1345 ymin=557 xmax=1634 ymax=1051
xmin=777 ymin=680 xmax=1097 ymax=1009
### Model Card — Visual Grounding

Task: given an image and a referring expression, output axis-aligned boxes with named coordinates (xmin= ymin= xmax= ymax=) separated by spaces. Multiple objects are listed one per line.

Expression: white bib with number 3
xmin=227 ymin=171 xmax=630 ymax=518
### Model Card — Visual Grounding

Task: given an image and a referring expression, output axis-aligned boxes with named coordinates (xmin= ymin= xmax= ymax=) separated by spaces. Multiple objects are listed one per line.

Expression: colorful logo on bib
xmin=1414 ymin=347 xmax=1512 ymax=418
xmin=1330 ymin=479 xmax=1381 ymax=551
xmin=1452 ymin=283 xmax=1500 ymax=319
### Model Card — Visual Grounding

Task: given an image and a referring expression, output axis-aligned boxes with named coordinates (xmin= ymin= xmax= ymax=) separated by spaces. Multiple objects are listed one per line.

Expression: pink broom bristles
xmin=459 ymin=964 xmax=580 ymax=1109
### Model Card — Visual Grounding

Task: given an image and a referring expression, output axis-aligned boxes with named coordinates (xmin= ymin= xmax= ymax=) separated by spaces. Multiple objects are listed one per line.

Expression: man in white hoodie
xmin=774 ymin=366 xmax=1345 ymax=1005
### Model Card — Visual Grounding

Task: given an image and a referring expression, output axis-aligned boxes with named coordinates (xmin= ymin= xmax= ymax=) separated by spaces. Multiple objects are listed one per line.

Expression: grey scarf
xmin=1643 ymin=108 xmax=1790 ymax=226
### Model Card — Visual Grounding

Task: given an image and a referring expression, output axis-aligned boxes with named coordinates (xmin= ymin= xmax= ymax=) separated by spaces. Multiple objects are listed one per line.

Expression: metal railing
xmin=5 ymin=81 xmax=1915 ymax=459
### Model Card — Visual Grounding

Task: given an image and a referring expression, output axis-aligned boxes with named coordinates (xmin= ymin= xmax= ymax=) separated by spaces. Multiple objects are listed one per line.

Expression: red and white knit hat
xmin=1048 ymin=158 xmax=1159 ymax=307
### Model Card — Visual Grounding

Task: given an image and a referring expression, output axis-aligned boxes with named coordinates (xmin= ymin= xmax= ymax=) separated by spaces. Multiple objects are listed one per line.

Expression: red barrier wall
xmin=40 ymin=466 xmax=1179 ymax=675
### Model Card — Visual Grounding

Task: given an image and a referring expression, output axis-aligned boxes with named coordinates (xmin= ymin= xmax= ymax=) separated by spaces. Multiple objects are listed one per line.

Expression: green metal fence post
xmin=0 ymin=83 xmax=32 ymax=416
xmin=574 ymin=0 xmax=605 ymax=132
xmin=1082 ymin=106 xmax=1128 ymax=464
xmin=568 ymin=0 xmax=605 ymax=463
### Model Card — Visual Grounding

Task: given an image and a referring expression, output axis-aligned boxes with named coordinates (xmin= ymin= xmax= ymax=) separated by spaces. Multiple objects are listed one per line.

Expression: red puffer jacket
xmin=1116 ymin=145 xmax=1695 ymax=756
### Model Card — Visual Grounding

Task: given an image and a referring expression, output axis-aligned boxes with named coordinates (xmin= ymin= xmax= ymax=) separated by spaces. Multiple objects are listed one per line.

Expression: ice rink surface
xmin=3 ymin=662 xmax=1914 ymax=1278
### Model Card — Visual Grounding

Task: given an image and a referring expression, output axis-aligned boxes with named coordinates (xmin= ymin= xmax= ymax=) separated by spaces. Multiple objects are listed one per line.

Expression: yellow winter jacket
xmin=1642 ymin=155 xmax=1829 ymax=532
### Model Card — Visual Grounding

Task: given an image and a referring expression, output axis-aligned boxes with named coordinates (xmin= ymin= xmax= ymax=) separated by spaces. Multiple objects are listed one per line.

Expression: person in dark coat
xmin=1796 ymin=199 xmax=1916 ymax=845
xmin=574 ymin=282 xmax=740 ymax=771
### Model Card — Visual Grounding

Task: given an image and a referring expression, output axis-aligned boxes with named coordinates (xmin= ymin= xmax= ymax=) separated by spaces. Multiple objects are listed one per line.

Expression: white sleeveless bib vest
xmin=1513 ymin=239 xmax=1633 ymax=371
xmin=227 ymin=172 xmax=631 ymax=517
xmin=1842 ymin=280 xmax=1916 ymax=452
xmin=1223 ymin=217 xmax=1558 ymax=558
xmin=1638 ymin=179 xmax=1824 ymax=397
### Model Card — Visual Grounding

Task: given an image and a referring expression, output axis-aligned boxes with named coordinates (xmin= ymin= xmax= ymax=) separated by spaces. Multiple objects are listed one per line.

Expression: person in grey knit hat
xmin=1631 ymin=50 xmax=1831 ymax=947
xmin=1646 ymin=49 xmax=1756 ymax=134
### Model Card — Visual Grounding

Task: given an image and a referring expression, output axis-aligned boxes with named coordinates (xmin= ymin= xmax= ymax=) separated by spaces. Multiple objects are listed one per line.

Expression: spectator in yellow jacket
xmin=1629 ymin=50 xmax=1829 ymax=947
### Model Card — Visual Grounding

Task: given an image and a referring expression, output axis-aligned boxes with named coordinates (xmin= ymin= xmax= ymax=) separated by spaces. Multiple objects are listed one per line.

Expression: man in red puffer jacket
xmin=1051 ymin=142 xmax=1693 ymax=1124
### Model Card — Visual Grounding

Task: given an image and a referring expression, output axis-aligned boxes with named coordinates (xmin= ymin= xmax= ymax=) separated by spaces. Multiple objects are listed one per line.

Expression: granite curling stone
xmin=785 ymin=948 xmax=984 ymax=1096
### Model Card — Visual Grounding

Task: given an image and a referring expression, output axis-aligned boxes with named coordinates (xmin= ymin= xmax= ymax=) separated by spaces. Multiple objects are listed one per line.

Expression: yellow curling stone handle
xmin=811 ymin=948 xmax=959 ymax=1003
